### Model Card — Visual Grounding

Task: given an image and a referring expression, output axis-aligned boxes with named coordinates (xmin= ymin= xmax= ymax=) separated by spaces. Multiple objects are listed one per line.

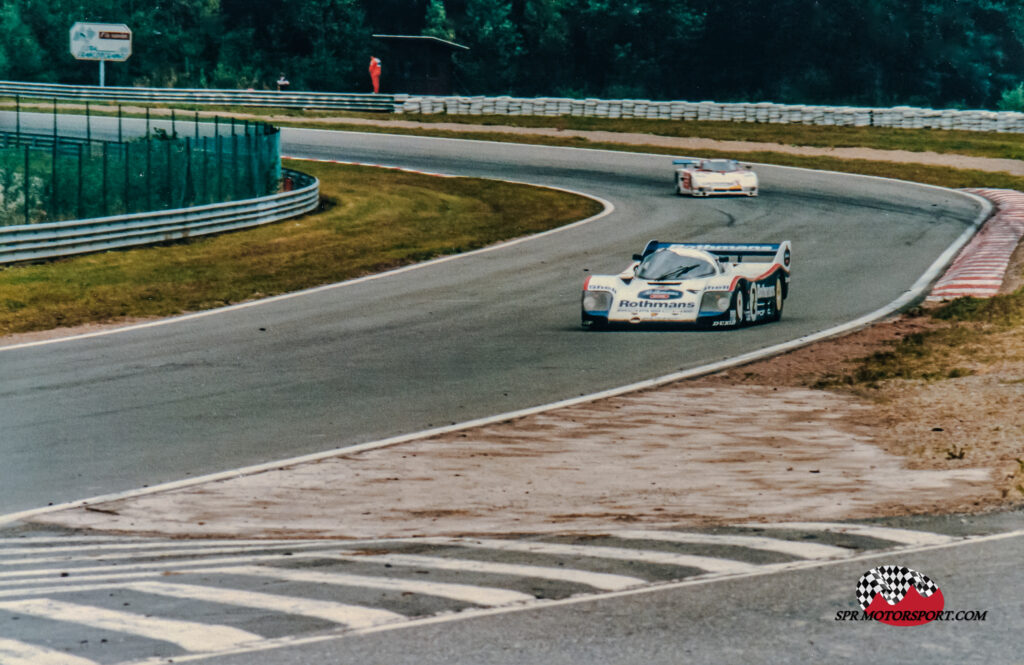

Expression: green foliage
xmin=423 ymin=0 xmax=456 ymax=41
xmin=0 ymin=2 xmax=45 ymax=81
xmin=997 ymin=83 xmax=1024 ymax=111
xmin=932 ymin=291 xmax=1024 ymax=328
xmin=457 ymin=0 xmax=524 ymax=92
xmin=2 ymin=0 xmax=1024 ymax=106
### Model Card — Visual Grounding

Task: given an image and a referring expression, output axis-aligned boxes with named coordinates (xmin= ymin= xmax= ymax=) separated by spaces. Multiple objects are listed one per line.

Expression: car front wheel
xmin=769 ymin=276 xmax=785 ymax=322
xmin=729 ymin=287 xmax=745 ymax=328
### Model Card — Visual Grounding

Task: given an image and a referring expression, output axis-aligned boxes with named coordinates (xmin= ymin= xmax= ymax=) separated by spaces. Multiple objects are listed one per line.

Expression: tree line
xmin=2 ymin=0 xmax=1024 ymax=110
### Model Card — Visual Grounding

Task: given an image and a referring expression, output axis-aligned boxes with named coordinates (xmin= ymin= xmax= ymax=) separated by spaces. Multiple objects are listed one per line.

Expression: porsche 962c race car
xmin=581 ymin=241 xmax=791 ymax=329
xmin=674 ymin=157 xmax=758 ymax=197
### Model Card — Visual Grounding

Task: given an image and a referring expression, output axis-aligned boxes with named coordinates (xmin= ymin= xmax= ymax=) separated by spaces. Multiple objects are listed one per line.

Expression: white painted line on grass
xmin=124 ymin=581 xmax=405 ymax=629
xmin=737 ymin=522 xmax=957 ymax=546
xmin=609 ymin=530 xmax=853 ymax=560
xmin=0 ymin=638 xmax=100 ymax=665
xmin=324 ymin=551 xmax=647 ymax=591
xmin=422 ymin=538 xmax=759 ymax=574
xmin=0 ymin=598 xmax=260 ymax=652
xmin=197 ymin=565 xmax=535 ymax=607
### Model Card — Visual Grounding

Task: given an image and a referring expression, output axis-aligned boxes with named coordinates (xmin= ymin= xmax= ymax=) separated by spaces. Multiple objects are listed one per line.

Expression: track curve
xmin=0 ymin=123 xmax=984 ymax=513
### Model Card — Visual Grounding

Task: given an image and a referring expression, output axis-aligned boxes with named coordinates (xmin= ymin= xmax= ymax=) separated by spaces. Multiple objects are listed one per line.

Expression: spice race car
xmin=581 ymin=240 xmax=791 ymax=329
xmin=674 ymin=157 xmax=758 ymax=197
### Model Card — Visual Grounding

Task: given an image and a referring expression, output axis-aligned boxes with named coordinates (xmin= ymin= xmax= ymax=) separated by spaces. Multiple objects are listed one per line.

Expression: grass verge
xmin=332 ymin=112 xmax=1024 ymax=161
xmin=812 ymin=284 xmax=1024 ymax=390
xmin=0 ymin=159 xmax=602 ymax=336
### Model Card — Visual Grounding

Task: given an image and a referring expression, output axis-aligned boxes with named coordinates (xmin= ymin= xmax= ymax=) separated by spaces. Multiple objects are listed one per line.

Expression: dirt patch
xmin=30 ymin=331 xmax=1012 ymax=539
xmin=692 ymin=313 xmax=1024 ymax=500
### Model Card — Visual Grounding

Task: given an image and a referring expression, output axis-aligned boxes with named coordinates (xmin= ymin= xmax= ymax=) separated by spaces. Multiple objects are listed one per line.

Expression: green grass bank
xmin=0 ymin=159 xmax=602 ymax=336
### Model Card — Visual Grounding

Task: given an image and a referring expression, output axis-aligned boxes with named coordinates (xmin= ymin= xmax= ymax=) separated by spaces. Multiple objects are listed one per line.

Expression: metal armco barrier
xmin=0 ymin=169 xmax=318 ymax=265
xmin=0 ymin=81 xmax=397 ymax=112
xmin=0 ymin=130 xmax=89 ymax=154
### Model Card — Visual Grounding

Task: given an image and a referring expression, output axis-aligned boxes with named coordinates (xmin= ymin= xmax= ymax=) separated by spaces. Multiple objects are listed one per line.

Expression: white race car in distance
xmin=581 ymin=240 xmax=790 ymax=329
xmin=674 ymin=157 xmax=758 ymax=197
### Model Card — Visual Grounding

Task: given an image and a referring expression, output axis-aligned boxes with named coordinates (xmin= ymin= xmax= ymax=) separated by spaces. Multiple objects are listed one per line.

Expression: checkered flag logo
xmin=856 ymin=566 xmax=940 ymax=610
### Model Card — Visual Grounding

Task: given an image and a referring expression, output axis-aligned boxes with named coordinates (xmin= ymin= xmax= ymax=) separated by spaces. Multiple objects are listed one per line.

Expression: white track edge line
xmin=0 ymin=150 xmax=993 ymax=527
xmin=0 ymin=168 xmax=615 ymax=354
xmin=120 ymin=527 xmax=1024 ymax=665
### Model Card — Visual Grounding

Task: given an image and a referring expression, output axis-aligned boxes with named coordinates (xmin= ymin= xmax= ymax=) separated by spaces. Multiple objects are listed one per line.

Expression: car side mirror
xmin=632 ymin=254 xmax=643 ymax=261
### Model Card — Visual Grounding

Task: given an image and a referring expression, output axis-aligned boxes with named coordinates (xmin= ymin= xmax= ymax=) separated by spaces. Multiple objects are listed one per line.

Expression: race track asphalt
xmin=0 ymin=116 xmax=983 ymax=513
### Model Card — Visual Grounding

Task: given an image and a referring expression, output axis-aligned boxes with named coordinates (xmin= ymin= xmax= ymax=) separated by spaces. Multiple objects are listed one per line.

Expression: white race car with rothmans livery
xmin=674 ymin=157 xmax=758 ymax=197
xmin=581 ymin=240 xmax=790 ymax=329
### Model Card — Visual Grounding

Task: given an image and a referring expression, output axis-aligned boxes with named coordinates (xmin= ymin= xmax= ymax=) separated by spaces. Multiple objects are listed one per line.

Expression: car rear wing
xmin=639 ymin=240 xmax=792 ymax=267
xmin=672 ymin=157 xmax=702 ymax=167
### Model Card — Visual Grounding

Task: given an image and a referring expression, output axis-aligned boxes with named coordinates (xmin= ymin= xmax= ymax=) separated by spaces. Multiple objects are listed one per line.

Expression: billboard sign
xmin=69 ymin=22 xmax=132 ymax=61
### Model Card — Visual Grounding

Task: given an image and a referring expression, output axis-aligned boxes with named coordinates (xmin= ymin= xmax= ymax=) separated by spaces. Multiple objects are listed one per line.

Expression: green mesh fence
xmin=0 ymin=101 xmax=281 ymax=226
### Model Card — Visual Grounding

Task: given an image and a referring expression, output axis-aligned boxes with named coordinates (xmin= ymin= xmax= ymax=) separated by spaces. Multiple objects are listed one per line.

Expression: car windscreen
xmin=701 ymin=160 xmax=739 ymax=172
xmin=636 ymin=250 xmax=717 ymax=281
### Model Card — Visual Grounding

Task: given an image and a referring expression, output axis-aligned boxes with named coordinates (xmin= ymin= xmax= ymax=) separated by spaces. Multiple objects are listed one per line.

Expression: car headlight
xmin=699 ymin=291 xmax=732 ymax=313
xmin=582 ymin=290 xmax=613 ymax=312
